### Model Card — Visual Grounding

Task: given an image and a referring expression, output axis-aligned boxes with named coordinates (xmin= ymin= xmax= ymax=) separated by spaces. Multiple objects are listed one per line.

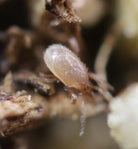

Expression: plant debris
xmin=0 ymin=0 xmax=112 ymax=139
xmin=45 ymin=0 xmax=81 ymax=23
xmin=2 ymin=0 xmax=137 ymax=148
xmin=0 ymin=72 xmax=105 ymax=137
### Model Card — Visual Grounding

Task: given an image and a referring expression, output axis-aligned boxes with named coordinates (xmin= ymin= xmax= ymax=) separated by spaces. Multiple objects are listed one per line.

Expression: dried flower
xmin=108 ymin=84 xmax=138 ymax=149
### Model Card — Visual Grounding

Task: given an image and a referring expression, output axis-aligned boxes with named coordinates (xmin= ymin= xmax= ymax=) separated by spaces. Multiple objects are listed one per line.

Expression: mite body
xmin=44 ymin=44 xmax=90 ymax=92
xmin=44 ymin=44 xmax=110 ymax=101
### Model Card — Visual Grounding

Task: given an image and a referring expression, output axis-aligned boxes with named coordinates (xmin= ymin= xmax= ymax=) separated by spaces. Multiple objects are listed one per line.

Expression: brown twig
xmin=0 ymin=72 xmax=106 ymax=138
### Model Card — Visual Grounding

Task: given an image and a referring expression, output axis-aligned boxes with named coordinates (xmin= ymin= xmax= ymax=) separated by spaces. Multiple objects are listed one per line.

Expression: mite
xmin=44 ymin=44 xmax=110 ymax=101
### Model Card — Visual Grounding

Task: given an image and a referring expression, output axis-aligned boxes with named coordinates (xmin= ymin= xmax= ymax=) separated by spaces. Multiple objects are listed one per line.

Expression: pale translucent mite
xmin=44 ymin=44 xmax=110 ymax=100
xmin=44 ymin=44 xmax=90 ymax=91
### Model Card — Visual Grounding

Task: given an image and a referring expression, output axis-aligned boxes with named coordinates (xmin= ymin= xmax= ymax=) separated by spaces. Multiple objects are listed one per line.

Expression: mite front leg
xmin=88 ymin=73 xmax=113 ymax=102
xmin=88 ymin=72 xmax=113 ymax=91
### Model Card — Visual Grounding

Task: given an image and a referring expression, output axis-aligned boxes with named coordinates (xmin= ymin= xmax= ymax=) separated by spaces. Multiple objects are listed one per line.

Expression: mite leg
xmin=91 ymin=85 xmax=113 ymax=102
xmin=64 ymin=86 xmax=78 ymax=104
xmin=88 ymin=72 xmax=113 ymax=91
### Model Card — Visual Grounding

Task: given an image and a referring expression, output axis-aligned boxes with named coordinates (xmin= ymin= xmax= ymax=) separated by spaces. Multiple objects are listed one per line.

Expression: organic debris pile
xmin=1 ymin=0 xmax=138 ymax=149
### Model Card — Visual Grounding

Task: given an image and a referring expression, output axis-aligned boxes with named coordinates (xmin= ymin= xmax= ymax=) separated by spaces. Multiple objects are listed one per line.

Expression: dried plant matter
xmin=0 ymin=73 xmax=48 ymax=137
xmin=95 ymin=22 xmax=122 ymax=86
xmin=45 ymin=0 xmax=81 ymax=23
xmin=1 ymin=0 xmax=138 ymax=148
xmin=0 ymin=0 xmax=109 ymax=141
xmin=108 ymin=84 xmax=138 ymax=149
xmin=28 ymin=0 xmax=45 ymax=27
xmin=13 ymin=71 xmax=55 ymax=96
xmin=5 ymin=26 xmax=32 ymax=65
xmin=0 ymin=73 xmax=105 ymax=137
xmin=39 ymin=13 xmax=85 ymax=58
